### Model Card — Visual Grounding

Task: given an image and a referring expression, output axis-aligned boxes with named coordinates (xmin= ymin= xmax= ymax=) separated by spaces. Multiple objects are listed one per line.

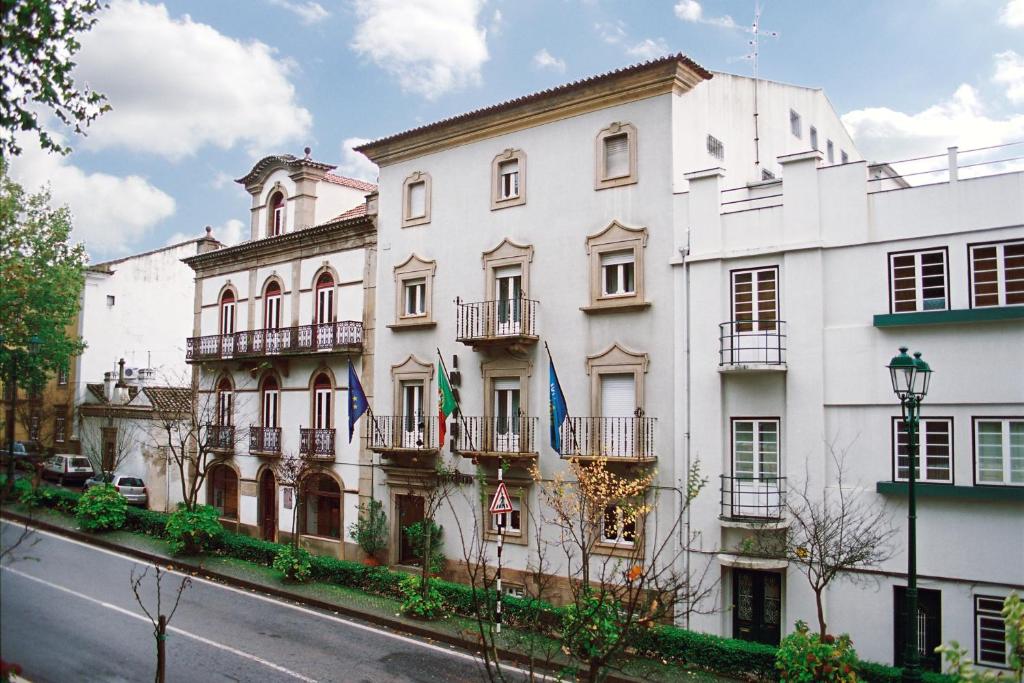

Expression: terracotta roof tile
xmin=86 ymin=383 xmax=107 ymax=403
xmin=329 ymin=204 xmax=368 ymax=222
xmin=144 ymin=386 xmax=192 ymax=414
xmin=323 ymin=174 xmax=377 ymax=192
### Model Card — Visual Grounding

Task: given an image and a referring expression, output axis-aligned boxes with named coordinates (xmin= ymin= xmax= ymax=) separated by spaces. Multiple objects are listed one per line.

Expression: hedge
xmin=634 ymin=626 xmax=778 ymax=681
xmin=854 ymin=660 xmax=954 ymax=683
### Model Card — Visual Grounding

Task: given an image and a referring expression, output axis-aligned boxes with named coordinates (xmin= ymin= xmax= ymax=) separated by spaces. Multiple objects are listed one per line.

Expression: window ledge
xmin=876 ymin=481 xmax=1024 ymax=501
xmin=580 ymin=300 xmax=651 ymax=314
xmin=387 ymin=320 xmax=437 ymax=331
xmin=873 ymin=306 xmax=1024 ymax=327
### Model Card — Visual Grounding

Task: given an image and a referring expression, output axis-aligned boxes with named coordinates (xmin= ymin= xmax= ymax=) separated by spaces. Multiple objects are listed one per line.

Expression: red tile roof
xmin=329 ymin=204 xmax=369 ymax=222
xmin=323 ymin=174 xmax=377 ymax=192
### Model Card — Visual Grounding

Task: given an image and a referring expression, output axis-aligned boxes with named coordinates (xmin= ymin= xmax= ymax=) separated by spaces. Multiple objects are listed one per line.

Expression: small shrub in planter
xmin=164 ymin=505 xmax=223 ymax=554
xmin=272 ymin=545 xmax=313 ymax=583
xmin=348 ymin=498 xmax=387 ymax=563
xmin=776 ymin=620 xmax=858 ymax=682
xmin=74 ymin=484 xmax=127 ymax=532
xmin=399 ymin=575 xmax=444 ymax=620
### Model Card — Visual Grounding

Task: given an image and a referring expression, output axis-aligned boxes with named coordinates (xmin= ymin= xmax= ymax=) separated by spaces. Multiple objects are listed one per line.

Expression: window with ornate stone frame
xmin=491 ymin=149 xmax=526 ymax=210
xmin=482 ymin=239 xmax=533 ymax=302
xmin=586 ymin=342 xmax=648 ymax=417
xmin=266 ymin=183 xmax=288 ymax=237
xmin=595 ymin=122 xmax=638 ymax=190
xmin=482 ymin=478 xmax=529 ymax=546
xmin=481 ymin=357 xmax=532 ymax=421
xmin=402 ymin=171 xmax=432 ymax=228
xmin=390 ymin=254 xmax=437 ymax=330
xmin=583 ymin=221 xmax=649 ymax=312
xmin=390 ymin=355 xmax=433 ymax=417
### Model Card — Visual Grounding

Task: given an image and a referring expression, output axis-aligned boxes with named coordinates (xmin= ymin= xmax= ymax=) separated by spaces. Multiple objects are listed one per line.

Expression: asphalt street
xmin=0 ymin=521 xmax=516 ymax=683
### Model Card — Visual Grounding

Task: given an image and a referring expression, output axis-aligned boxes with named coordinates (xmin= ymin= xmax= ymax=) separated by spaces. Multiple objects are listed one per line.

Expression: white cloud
xmin=993 ymin=50 xmax=1024 ymax=104
xmin=74 ymin=0 xmax=313 ymax=159
xmin=267 ymin=0 xmax=329 ymax=25
xmin=674 ymin=0 xmax=739 ymax=29
xmin=165 ymin=218 xmax=245 ymax=248
xmin=490 ymin=8 xmax=503 ymax=37
xmin=532 ymin=49 xmax=566 ymax=73
xmin=626 ymin=38 xmax=669 ymax=61
xmin=9 ymin=133 xmax=175 ymax=256
xmin=337 ymin=137 xmax=379 ymax=183
xmin=211 ymin=171 xmax=234 ymax=189
xmin=1000 ymin=0 xmax=1024 ymax=27
xmin=595 ymin=20 xmax=627 ymax=45
xmin=350 ymin=0 xmax=489 ymax=99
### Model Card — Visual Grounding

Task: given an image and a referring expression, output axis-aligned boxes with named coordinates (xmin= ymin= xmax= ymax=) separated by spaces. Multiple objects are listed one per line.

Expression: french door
xmin=262 ymin=388 xmax=279 ymax=427
xmin=264 ymin=290 xmax=282 ymax=352
xmin=315 ymin=280 xmax=334 ymax=348
xmin=314 ymin=386 xmax=332 ymax=430
xmin=492 ymin=378 xmax=521 ymax=452
xmin=733 ymin=570 xmax=782 ymax=645
xmin=397 ymin=495 xmax=425 ymax=565
xmin=494 ymin=266 xmax=522 ymax=336
xmin=600 ymin=373 xmax=635 ymax=456
xmin=731 ymin=419 xmax=781 ymax=518
xmin=401 ymin=382 xmax=425 ymax=448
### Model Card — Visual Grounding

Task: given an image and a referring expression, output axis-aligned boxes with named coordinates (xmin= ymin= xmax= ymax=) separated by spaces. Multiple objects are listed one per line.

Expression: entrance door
xmin=492 ymin=378 xmax=521 ymax=452
xmin=401 ymin=381 xmax=425 ymax=448
xmin=600 ymin=373 xmax=635 ymax=456
xmin=397 ymin=494 xmax=425 ymax=565
xmin=733 ymin=569 xmax=782 ymax=645
xmin=494 ymin=265 xmax=522 ymax=336
xmin=258 ymin=470 xmax=276 ymax=541
xmin=894 ymin=587 xmax=942 ymax=672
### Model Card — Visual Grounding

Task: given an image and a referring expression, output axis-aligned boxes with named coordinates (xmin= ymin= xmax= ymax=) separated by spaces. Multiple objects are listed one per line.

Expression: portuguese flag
xmin=438 ymin=360 xmax=456 ymax=448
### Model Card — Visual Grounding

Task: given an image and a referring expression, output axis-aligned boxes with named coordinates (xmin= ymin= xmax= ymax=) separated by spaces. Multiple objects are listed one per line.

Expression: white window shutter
xmin=600 ymin=374 xmax=635 ymax=418
xmin=605 ymin=135 xmax=629 ymax=177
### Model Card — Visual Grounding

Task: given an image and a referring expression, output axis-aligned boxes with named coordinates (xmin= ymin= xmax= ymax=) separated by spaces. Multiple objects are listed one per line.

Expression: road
xmin=0 ymin=521 xmax=514 ymax=683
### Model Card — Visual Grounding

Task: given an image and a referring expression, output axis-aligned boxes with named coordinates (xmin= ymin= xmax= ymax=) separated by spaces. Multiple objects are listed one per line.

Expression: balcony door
xmin=315 ymin=273 xmax=334 ymax=349
xmin=217 ymin=379 xmax=233 ymax=426
xmin=494 ymin=265 xmax=522 ymax=336
xmin=730 ymin=268 xmax=780 ymax=364
xmin=313 ymin=374 xmax=332 ymax=430
xmin=732 ymin=419 xmax=781 ymax=518
xmin=600 ymin=373 xmax=635 ymax=456
xmin=401 ymin=381 xmax=425 ymax=448
xmin=493 ymin=378 xmax=520 ymax=452
xmin=264 ymin=281 xmax=283 ymax=353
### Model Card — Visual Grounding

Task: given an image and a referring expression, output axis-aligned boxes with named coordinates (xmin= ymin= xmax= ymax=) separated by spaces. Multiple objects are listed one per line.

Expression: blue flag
xmin=549 ymin=361 xmax=568 ymax=452
xmin=348 ymin=359 xmax=369 ymax=443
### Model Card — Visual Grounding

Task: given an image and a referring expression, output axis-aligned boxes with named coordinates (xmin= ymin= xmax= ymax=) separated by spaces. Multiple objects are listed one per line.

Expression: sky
xmin=7 ymin=0 xmax=1024 ymax=261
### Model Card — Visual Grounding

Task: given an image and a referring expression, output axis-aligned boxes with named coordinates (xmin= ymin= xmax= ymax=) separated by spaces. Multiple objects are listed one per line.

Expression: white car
xmin=42 ymin=454 xmax=94 ymax=486
xmin=84 ymin=474 xmax=149 ymax=506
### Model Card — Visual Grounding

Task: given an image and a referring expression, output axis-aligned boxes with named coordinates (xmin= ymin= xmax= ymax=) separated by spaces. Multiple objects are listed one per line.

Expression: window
xmin=707 ymin=134 xmax=724 ymax=161
xmin=268 ymin=192 xmax=285 ymax=237
xmin=29 ymin=412 xmax=40 ymax=440
xmin=595 ymin=122 xmax=638 ymax=190
xmin=57 ymin=366 xmax=68 ymax=385
xmin=499 ymin=160 xmax=519 ymax=199
xmin=391 ymin=355 xmax=433 ymax=448
xmin=892 ymin=417 xmax=952 ymax=483
xmin=106 ymin=295 xmax=116 ymax=307
xmin=401 ymin=172 xmax=432 ymax=227
xmin=969 ymin=240 xmax=1024 ymax=308
xmin=300 ymin=474 xmax=341 ymax=539
xmin=261 ymin=376 xmax=279 ymax=427
xmin=488 ymin=495 xmax=522 ymax=536
xmin=391 ymin=255 xmax=436 ymax=327
xmin=975 ymin=596 xmax=1011 ymax=667
xmin=732 ymin=267 xmax=778 ymax=332
xmin=974 ymin=418 xmax=1023 ymax=486
xmin=733 ymin=419 xmax=780 ymax=480
xmin=491 ymin=149 xmax=527 ymax=209
xmin=503 ymin=583 xmax=526 ymax=598
xmin=809 ymin=126 xmax=819 ymax=151
xmin=841 ymin=150 xmax=849 ymax=164
xmin=404 ymin=278 xmax=426 ymax=317
xmin=602 ymin=504 xmax=637 ymax=546
xmin=263 ymin=281 xmax=282 ymax=329
xmin=790 ymin=109 xmax=802 ymax=138
xmin=217 ymin=378 xmax=233 ymax=426
xmin=889 ymin=249 xmax=948 ymax=313
xmin=219 ymin=290 xmax=236 ymax=336
xmin=826 ymin=140 xmax=834 ymax=163
xmin=313 ymin=373 xmax=332 ymax=430
xmin=208 ymin=465 xmax=238 ymax=519
xmin=315 ymin=273 xmax=334 ymax=324
xmin=54 ymin=415 xmax=66 ymax=443
xmin=585 ymin=343 xmax=648 ymax=460
xmin=761 ymin=168 xmax=776 ymax=181
xmin=585 ymin=221 xmax=648 ymax=311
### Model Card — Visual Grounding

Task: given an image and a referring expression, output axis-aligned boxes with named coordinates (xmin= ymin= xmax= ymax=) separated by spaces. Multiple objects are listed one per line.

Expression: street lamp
xmin=887 ymin=346 xmax=933 ymax=683
xmin=2 ymin=334 xmax=41 ymax=495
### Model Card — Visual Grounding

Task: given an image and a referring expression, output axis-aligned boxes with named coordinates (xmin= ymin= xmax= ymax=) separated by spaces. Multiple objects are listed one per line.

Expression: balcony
xmin=299 ymin=428 xmax=335 ymax=460
xmin=455 ymin=415 xmax=538 ymax=462
xmin=207 ymin=425 xmax=235 ymax=453
xmin=718 ymin=320 xmax=787 ymax=371
xmin=186 ymin=321 xmax=363 ymax=362
xmin=557 ymin=417 xmax=657 ymax=463
xmin=366 ymin=415 xmax=439 ymax=459
xmin=249 ymin=426 xmax=281 ymax=456
xmin=455 ymin=298 xmax=538 ymax=350
xmin=720 ymin=475 xmax=786 ymax=522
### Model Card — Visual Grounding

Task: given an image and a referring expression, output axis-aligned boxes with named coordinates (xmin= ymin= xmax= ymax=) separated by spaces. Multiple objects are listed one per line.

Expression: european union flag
xmin=348 ymin=359 xmax=369 ymax=443
xmin=549 ymin=361 xmax=568 ymax=452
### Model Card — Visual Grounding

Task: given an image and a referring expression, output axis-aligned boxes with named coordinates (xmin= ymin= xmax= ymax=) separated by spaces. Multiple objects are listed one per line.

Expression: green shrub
xmin=399 ymin=575 xmax=444 ymax=620
xmin=403 ymin=520 xmax=444 ymax=573
xmin=124 ymin=506 xmax=169 ymax=536
xmin=561 ymin=592 xmax=625 ymax=663
xmin=853 ymin=661 xmax=954 ymax=683
xmin=164 ymin=504 xmax=222 ymax=554
xmin=633 ymin=625 xmax=778 ymax=681
xmin=272 ymin=545 xmax=313 ymax=582
xmin=74 ymin=484 xmax=127 ymax=532
xmin=348 ymin=498 xmax=388 ymax=559
xmin=775 ymin=620 xmax=858 ymax=682
xmin=218 ymin=533 xmax=282 ymax=566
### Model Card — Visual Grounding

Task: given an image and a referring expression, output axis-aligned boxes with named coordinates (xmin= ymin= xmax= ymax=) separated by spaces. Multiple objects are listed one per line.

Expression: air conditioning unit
xmin=123 ymin=367 xmax=140 ymax=378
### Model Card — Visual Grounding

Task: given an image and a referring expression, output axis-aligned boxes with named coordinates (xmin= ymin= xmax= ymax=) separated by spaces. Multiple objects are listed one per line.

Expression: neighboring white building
xmin=184 ymin=153 xmax=377 ymax=558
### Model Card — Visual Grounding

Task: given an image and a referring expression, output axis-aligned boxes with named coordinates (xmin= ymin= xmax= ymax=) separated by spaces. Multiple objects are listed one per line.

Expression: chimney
xmin=137 ymin=368 xmax=153 ymax=388
xmin=103 ymin=371 xmax=116 ymax=401
xmin=115 ymin=358 xmax=129 ymax=404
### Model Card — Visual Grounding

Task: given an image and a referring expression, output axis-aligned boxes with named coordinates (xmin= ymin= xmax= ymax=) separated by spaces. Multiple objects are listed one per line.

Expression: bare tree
xmin=130 ymin=565 xmax=192 ymax=683
xmin=77 ymin=406 xmax=140 ymax=482
xmin=747 ymin=441 xmax=897 ymax=637
xmin=274 ymin=452 xmax=312 ymax=549
xmin=0 ymin=517 xmax=39 ymax=565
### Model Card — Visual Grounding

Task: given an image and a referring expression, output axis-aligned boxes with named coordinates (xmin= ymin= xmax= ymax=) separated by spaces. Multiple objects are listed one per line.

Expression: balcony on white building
xmin=718 ymin=320 xmax=787 ymax=372
xmin=556 ymin=416 xmax=658 ymax=463
xmin=186 ymin=321 xmax=363 ymax=362
xmin=455 ymin=298 xmax=539 ymax=351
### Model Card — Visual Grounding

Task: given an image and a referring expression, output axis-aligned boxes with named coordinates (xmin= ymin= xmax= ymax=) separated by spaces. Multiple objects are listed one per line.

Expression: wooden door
xmin=397 ymin=495 xmax=424 ymax=565
xmin=259 ymin=470 xmax=276 ymax=541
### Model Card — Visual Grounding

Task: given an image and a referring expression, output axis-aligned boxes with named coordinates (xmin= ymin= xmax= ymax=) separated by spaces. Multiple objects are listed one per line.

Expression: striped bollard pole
xmin=496 ymin=462 xmax=503 ymax=635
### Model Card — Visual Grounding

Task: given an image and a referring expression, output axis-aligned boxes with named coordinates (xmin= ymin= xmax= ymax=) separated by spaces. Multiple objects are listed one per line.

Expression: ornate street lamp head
xmin=887 ymin=346 xmax=932 ymax=401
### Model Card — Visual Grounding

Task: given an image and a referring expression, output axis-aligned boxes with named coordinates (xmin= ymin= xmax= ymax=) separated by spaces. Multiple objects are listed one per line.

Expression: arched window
xmin=208 ymin=464 xmax=238 ymax=519
xmin=268 ymin=192 xmax=285 ymax=237
xmin=264 ymin=281 xmax=282 ymax=330
xmin=216 ymin=377 xmax=232 ymax=426
xmin=220 ymin=290 xmax=235 ymax=336
xmin=313 ymin=373 xmax=332 ymax=430
xmin=261 ymin=376 xmax=279 ymax=427
xmin=300 ymin=473 xmax=341 ymax=538
xmin=315 ymin=272 xmax=334 ymax=324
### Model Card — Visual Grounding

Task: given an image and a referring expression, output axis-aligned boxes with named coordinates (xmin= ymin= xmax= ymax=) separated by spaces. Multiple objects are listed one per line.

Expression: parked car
xmin=84 ymin=474 xmax=148 ymax=507
xmin=41 ymin=454 xmax=95 ymax=486
xmin=0 ymin=441 xmax=35 ymax=468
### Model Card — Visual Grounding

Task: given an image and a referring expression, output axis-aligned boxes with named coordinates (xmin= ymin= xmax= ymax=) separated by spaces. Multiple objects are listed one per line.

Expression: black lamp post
xmin=1 ymin=334 xmax=41 ymax=494
xmin=887 ymin=346 xmax=933 ymax=683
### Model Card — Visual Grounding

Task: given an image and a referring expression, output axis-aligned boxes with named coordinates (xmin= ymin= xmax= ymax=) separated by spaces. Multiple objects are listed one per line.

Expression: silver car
xmin=85 ymin=474 xmax=149 ymax=507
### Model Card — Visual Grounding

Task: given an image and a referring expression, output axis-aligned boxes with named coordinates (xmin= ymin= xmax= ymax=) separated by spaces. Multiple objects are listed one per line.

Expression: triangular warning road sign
xmin=489 ymin=481 xmax=514 ymax=514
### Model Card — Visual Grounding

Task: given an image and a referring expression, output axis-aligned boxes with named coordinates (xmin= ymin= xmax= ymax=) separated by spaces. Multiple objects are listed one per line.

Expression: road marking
xmin=1 ymin=521 xmax=553 ymax=681
xmin=2 ymin=565 xmax=317 ymax=682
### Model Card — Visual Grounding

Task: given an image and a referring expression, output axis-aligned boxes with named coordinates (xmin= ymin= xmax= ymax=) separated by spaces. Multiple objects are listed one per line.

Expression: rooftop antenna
xmin=747 ymin=0 xmax=779 ymax=173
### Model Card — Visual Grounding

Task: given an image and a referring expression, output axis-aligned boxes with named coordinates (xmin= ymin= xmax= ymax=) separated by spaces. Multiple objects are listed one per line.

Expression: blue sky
xmin=8 ymin=0 xmax=1024 ymax=260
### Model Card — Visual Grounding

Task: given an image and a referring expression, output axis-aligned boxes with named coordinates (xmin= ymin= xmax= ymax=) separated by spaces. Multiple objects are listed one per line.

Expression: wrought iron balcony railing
xmin=557 ymin=416 xmax=657 ymax=461
xmin=720 ymin=475 xmax=787 ymax=520
xmin=300 ymin=428 xmax=335 ymax=459
xmin=454 ymin=415 xmax=538 ymax=458
xmin=186 ymin=321 xmax=363 ymax=361
xmin=719 ymin=320 xmax=787 ymax=367
xmin=455 ymin=298 xmax=538 ymax=345
xmin=366 ymin=414 xmax=439 ymax=453
xmin=249 ymin=426 xmax=281 ymax=455
xmin=207 ymin=425 xmax=235 ymax=452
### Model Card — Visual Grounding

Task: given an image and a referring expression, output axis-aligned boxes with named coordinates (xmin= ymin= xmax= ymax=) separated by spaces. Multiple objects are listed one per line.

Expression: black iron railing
xmin=300 ymin=428 xmax=335 ymax=458
xmin=719 ymin=320 xmax=787 ymax=366
xmin=186 ymin=321 xmax=363 ymax=360
xmin=455 ymin=415 xmax=538 ymax=455
xmin=455 ymin=298 xmax=538 ymax=342
xmin=366 ymin=414 xmax=438 ymax=452
xmin=720 ymin=475 xmax=786 ymax=520
xmin=249 ymin=426 xmax=281 ymax=455
xmin=557 ymin=417 xmax=657 ymax=460
xmin=207 ymin=425 xmax=235 ymax=451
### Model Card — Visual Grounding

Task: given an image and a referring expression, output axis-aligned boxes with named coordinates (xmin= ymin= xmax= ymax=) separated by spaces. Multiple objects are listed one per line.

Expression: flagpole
xmin=544 ymin=341 xmax=581 ymax=454
xmin=436 ymin=348 xmax=474 ymax=452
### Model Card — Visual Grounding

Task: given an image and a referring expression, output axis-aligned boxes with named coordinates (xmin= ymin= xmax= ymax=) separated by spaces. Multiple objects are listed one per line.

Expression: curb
xmin=1 ymin=510 xmax=646 ymax=683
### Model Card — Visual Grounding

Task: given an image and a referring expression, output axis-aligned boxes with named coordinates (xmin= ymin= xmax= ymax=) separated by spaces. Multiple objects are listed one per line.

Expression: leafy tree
xmin=1 ymin=0 xmax=110 ymax=157
xmin=348 ymin=498 xmax=388 ymax=561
